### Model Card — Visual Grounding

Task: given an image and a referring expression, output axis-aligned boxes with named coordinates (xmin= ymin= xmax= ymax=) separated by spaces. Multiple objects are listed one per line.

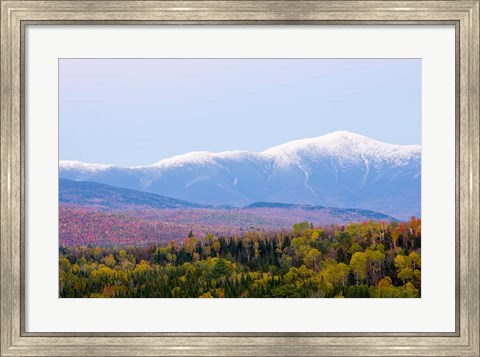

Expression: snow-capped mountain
xmin=59 ymin=131 xmax=421 ymax=219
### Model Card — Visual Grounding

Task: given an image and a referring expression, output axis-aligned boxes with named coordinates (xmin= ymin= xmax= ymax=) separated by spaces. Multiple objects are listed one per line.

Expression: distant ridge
xmin=246 ymin=202 xmax=396 ymax=220
xmin=59 ymin=179 xmax=210 ymax=210
xmin=60 ymin=131 xmax=421 ymax=219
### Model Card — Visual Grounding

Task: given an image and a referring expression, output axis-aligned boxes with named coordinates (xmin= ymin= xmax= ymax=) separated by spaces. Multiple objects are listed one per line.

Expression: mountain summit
xmin=264 ymin=131 xmax=419 ymax=165
xmin=60 ymin=131 xmax=421 ymax=219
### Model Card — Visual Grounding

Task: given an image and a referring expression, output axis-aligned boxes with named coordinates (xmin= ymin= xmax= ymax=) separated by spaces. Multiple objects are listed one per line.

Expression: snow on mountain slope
xmin=263 ymin=131 xmax=419 ymax=167
xmin=59 ymin=131 xmax=421 ymax=219
xmin=59 ymin=160 xmax=117 ymax=172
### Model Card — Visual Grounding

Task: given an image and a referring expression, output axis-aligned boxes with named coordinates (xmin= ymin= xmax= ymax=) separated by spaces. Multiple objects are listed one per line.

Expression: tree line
xmin=59 ymin=218 xmax=421 ymax=298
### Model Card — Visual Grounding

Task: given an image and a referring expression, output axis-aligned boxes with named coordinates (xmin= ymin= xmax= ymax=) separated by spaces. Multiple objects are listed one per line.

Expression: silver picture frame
xmin=1 ymin=1 xmax=478 ymax=356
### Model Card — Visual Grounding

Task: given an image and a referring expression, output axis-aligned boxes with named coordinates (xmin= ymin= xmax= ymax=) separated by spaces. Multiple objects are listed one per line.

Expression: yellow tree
xmin=350 ymin=252 xmax=367 ymax=284
xmin=304 ymin=248 xmax=322 ymax=272
xmin=184 ymin=236 xmax=198 ymax=257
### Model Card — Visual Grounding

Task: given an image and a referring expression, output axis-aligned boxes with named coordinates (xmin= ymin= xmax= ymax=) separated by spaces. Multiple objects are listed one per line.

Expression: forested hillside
xmin=60 ymin=218 xmax=421 ymax=298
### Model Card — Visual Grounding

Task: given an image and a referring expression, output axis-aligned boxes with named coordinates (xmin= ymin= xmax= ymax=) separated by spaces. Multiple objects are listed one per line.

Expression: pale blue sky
xmin=59 ymin=59 xmax=421 ymax=166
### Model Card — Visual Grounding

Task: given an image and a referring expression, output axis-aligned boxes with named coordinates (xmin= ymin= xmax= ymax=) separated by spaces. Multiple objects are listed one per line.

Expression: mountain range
xmin=59 ymin=131 xmax=421 ymax=219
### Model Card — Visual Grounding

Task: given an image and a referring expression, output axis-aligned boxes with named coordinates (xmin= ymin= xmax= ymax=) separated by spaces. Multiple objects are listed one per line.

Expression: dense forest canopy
xmin=59 ymin=218 xmax=421 ymax=298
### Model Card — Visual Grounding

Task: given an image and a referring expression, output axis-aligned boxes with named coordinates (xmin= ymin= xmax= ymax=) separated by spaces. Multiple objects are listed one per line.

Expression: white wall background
xmin=25 ymin=25 xmax=455 ymax=332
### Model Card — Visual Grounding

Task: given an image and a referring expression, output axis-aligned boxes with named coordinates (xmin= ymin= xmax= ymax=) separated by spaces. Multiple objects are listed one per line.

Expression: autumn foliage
xmin=59 ymin=218 xmax=421 ymax=298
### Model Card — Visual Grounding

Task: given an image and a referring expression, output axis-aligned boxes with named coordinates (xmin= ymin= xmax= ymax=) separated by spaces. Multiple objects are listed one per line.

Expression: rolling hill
xmin=60 ymin=179 xmax=209 ymax=210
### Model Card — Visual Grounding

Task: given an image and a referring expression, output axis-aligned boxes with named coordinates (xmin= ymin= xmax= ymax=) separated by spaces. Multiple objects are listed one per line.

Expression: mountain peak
xmin=148 ymin=150 xmax=256 ymax=168
xmin=150 ymin=151 xmax=214 ymax=168
xmin=262 ymin=131 xmax=420 ymax=167
xmin=326 ymin=130 xmax=366 ymax=138
xmin=59 ymin=160 xmax=116 ymax=172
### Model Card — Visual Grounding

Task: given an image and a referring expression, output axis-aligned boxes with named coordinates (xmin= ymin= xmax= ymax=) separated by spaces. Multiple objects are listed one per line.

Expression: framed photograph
xmin=1 ymin=1 xmax=478 ymax=356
